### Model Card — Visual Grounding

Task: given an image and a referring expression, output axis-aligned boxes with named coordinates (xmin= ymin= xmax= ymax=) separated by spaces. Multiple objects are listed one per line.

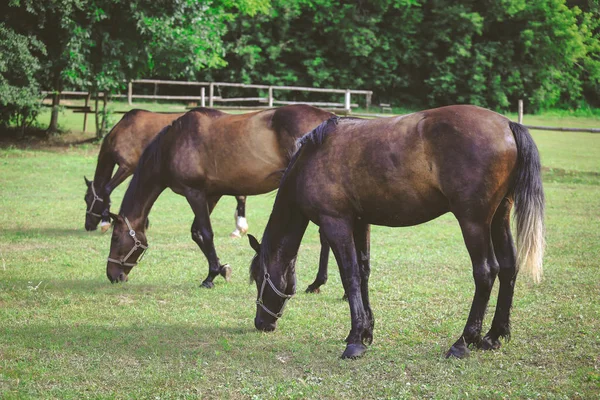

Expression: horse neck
xmin=262 ymin=193 xmax=309 ymax=278
xmin=93 ymin=139 xmax=116 ymax=192
xmin=119 ymin=170 xmax=166 ymax=232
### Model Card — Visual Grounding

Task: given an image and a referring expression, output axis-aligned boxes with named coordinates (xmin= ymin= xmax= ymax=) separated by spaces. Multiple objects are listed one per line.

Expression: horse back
xmin=293 ymin=105 xmax=518 ymax=226
xmin=107 ymin=110 xmax=185 ymax=169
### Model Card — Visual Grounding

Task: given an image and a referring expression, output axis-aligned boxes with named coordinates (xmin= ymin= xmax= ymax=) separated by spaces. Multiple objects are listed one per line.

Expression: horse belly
xmin=358 ymin=189 xmax=449 ymax=227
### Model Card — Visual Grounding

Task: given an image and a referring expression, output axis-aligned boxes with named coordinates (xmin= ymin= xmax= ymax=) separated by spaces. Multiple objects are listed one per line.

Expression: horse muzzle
xmin=254 ymin=315 xmax=277 ymax=332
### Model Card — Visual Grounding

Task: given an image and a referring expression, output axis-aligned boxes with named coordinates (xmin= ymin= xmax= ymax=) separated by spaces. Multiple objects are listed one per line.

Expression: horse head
xmin=106 ymin=213 xmax=148 ymax=283
xmin=248 ymin=234 xmax=296 ymax=332
xmin=84 ymin=176 xmax=111 ymax=232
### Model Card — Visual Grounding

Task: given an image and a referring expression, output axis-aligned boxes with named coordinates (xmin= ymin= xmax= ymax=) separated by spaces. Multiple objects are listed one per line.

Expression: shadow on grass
xmin=1 ymin=322 xmax=258 ymax=361
xmin=0 ymin=227 xmax=110 ymax=239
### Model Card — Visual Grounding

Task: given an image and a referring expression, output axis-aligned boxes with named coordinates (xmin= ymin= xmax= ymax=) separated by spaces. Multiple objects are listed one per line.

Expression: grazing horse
xmin=84 ymin=109 xmax=249 ymax=238
xmin=106 ymin=105 xmax=335 ymax=288
xmin=248 ymin=105 xmax=545 ymax=359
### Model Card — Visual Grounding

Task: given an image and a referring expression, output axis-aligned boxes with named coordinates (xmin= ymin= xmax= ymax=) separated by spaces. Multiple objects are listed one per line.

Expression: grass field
xmin=1 ymin=106 xmax=599 ymax=398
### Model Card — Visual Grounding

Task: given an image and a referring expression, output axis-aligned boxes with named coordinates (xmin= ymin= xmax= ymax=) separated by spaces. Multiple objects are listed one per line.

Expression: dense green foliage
xmin=0 ymin=23 xmax=44 ymax=134
xmin=0 ymin=0 xmax=599 ymax=133
xmin=212 ymin=0 xmax=600 ymax=111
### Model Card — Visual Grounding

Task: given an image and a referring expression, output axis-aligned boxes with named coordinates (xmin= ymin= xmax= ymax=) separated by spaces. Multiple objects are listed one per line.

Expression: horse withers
xmin=106 ymin=105 xmax=335 ymax=288
xmin=84 ymin=109 xmax=249 ymax=238
xmin=249 ymin=105 xmax=545 ymax=359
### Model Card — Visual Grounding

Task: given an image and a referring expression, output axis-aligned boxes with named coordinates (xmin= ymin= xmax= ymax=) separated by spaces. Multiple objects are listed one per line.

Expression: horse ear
xmin=84 ymin=176 xmax=91 ymax=186
xmin=108 ymin=212 xmax=120 ymax=222
xmin=248 ymin=234 xmax=261 ymax=254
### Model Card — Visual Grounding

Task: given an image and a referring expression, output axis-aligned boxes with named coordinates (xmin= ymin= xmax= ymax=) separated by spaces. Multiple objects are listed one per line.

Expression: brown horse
xmin=84 ymin=109 xmax=249 ymax=238
xmin=249 ymin=105 xmax=545 ymax=359
xmin=106 ymin=105 xmax=335 ymax=288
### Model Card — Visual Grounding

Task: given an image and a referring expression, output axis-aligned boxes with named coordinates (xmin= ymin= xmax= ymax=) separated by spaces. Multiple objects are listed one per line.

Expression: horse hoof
xmin=201 ymin=281 xmax=215 ymax=289
xmin=100 ymin=222 xmax=111 ymax=233
xmin=479 ymin=336 xmax=501 ymax=351
xmin=220 ymin=264 xmax=232 ymax=282
xmin=305 ymin=286 xmax=320 ymax=294
xmin=230 ymin=230 xmax=242 ymax=239
xmin=445 ymin=344 xmax=470 ymax=359
xmin=341 ymin=343 xmax=368 ymax=359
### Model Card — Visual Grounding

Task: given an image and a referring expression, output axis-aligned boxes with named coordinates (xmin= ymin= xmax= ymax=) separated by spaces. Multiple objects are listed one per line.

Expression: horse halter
xmin=107 ymin=216 xmax=148 ymax=268
xmin=256 ymin=273 xmax=294 ymax=319
xmin=86 ymin=181 xmax=106 ymax=218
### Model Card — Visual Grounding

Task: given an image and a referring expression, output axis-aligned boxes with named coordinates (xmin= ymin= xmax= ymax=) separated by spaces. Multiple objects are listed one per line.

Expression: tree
xmin=0 ymin=23 xmax=45 ymax=136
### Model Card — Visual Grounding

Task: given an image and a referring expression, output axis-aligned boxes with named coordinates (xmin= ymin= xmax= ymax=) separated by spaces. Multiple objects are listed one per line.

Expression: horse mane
xmin=119 ymin=124 xmax=170 ymax=214
xmin=249 ymin=117 xmax=347 ymax=283
xmin=188 ymin=107 xmax=226 ymax=118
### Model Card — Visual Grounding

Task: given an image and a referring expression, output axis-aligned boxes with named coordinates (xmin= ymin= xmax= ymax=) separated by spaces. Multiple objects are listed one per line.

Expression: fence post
xmin=201 ymin=87 xmax=206 ymax=107
xmin=366 ymin=92 xmax=372 ymax=111
xmin=268 ymin=86 xmax=273 ymax=107
xmin=518 ymin=99 xmax=523 ymax=124
xmin=127 ymin=81 xmax=132 ymax=105
xmin=344 ymin=90 xmax=351 ymax=113
xmin=83 ymin=92 xmax=91 ymax=133
xmin=209 ymin=83 xmax=214 ymax=107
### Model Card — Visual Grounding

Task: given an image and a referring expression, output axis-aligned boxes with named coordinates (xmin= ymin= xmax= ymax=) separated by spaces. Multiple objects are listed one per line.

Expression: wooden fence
xmin=118 ymin=79 xmax=372 ymax=112
xmin=42 ymin=88 xmax=599 ymax=134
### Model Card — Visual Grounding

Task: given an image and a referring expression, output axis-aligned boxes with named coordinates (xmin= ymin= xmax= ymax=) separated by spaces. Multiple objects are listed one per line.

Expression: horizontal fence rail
xmin=41 ymin=89 xmax=599 ymax=134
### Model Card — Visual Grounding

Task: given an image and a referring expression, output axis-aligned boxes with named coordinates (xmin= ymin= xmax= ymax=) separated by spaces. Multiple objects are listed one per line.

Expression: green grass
xmin=1 ymin=109 xmax=599 ymax=398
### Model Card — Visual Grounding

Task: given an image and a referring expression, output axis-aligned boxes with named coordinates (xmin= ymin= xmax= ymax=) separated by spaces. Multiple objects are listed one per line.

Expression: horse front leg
xmin=185 ymin=189 xmax=230 ymax=288
xmin=230 ymin=195 xmax=249 ymax=238
xmin=305 ymin=228 xmax=331 ymax=294
xmin=101 ymin=166 xmax=132 ymax=232
xmin=321 ymin=216 xmax=371 ymax=359
xmin=354 ymin=221 xmax=374 ymax=343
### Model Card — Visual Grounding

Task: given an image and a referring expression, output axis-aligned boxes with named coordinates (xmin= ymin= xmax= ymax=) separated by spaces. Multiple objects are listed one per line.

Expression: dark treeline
xmin=208 ymin=0 xmax=600 ymax=112
xmin=1 ymin=0 xmax=599 ymax=135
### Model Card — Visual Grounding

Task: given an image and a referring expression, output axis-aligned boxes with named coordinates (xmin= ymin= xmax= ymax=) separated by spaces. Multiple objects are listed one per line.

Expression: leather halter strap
xmin=107 ymin=216 xmax=148 ymax=268
xmin=256 ymin=273 xmax=294 ymax=319
xmin=86 ymin=181 xmax=105 ymax=218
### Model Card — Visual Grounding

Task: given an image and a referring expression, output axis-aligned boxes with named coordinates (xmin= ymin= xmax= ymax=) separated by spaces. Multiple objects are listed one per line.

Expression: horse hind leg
xmin=446 ymin=217 xmax=499 ymax=359
xmin=480 ymin=198 xmax=517 ymax=350
xmin=230 ymin=196 xmax=249 ymax=238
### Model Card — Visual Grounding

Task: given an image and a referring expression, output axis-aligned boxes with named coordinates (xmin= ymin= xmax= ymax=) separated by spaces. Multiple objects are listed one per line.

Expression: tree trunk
xmin=47 ymin=92 xmax=60 ymax=133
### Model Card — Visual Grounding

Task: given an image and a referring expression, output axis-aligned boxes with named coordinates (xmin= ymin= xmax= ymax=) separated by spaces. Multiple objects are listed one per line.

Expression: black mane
xmin=119 ymin=125 xmax=170 ymax=214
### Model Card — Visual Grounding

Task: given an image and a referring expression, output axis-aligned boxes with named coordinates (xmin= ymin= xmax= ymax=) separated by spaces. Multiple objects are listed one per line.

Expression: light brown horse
xmin=84 ymin=110 xmax=248 ymax=237
xmin=249 ymin=105 xmax=545 ymax=359
xmin=106 ymin=105 xmax=334 ymax=288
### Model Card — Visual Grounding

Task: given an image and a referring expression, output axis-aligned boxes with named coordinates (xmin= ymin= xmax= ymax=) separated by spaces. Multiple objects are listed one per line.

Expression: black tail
xmin=509 ymin=121 xmax=545 ymax=283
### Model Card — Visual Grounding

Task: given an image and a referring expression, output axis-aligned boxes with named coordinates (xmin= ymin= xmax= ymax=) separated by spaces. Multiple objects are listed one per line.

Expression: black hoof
xmin=445 ymin=343 xmax=470 ymax=359
xmin=219 ymin=264 xmax=232 ymax=282
xmin=479 ymin=336 xmax=501 ymax=351
xmin=341 ymin=343 xmax=368 ymax=359
xmin=305 ymin=285 xmax=320 ymax=294
xmin=201 ymin=280 xmax=215 ymax=289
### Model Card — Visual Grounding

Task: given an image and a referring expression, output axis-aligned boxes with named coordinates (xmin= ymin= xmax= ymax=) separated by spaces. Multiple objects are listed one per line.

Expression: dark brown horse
xmin=249 ymin=105 xmax=545 ymax=359
xmin=106 ymin=105 xmax=335 ymax=288
xmin=84 ymin=109 xmax=249 ymax=238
